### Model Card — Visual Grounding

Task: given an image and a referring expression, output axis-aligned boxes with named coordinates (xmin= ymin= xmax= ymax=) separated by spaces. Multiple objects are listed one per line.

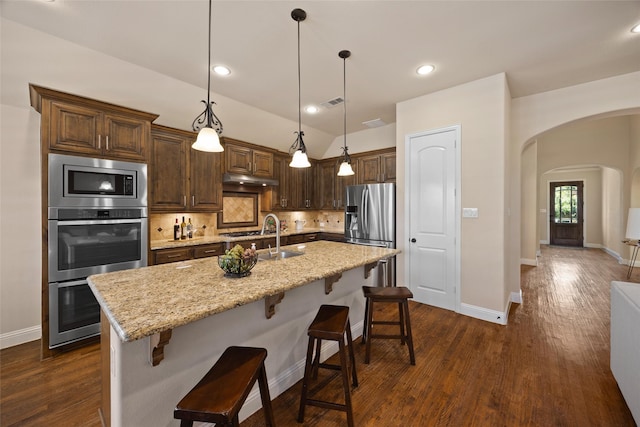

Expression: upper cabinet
xmin=357 ymin=150 xmax=396 ymax=184
xmin=29 ymin=84 xmax=157 ymax=162
xmin=150 ymin=125 xmax=222 ymax=212
xmin=317 ymin=159 xmax=357 ymax=210
xmin=223 ymin=138 xmax=274 ymax=178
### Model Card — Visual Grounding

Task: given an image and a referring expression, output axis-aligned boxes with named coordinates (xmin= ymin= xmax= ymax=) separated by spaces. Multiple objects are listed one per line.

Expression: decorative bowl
xmin=217 ymin=254 xmax=258 ymax=278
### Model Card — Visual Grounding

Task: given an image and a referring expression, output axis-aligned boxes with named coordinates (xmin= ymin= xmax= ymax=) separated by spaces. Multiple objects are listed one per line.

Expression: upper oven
xmin=48 ymin=208 xmax=148 ymax=282
xmin=48 ymin=153 xmax=147 ymax=209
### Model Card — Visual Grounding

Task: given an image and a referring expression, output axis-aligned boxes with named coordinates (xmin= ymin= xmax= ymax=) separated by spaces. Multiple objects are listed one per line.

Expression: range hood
xmin=222 ymin=173 xmax=279 ymax=187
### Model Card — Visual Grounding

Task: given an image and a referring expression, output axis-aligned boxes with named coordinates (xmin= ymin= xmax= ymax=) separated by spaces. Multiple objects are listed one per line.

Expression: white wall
xmin=397 ymin=73 xmax=509 ymax=314
xmin=0 ymin=18 xmax=334 ymax=347
xmin=521 ymin=141 xmax=538 ymax=264
xmin=602 ymin=167 xmax=624 ymax=260
xmin=321 ymin=123 xmax=396 ymax=159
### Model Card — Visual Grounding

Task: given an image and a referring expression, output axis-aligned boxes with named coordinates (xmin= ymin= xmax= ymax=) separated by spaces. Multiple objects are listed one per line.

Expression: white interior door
xmin=406 ymin=127 xmax=458 ymax=311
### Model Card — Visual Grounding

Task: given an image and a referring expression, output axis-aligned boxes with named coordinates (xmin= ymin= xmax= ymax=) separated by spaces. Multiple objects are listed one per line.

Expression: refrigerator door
xmin=364 ymin=183 xmax=395 ymax=246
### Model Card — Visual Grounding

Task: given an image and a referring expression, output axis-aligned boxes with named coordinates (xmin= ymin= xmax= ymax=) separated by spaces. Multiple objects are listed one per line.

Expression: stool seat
xmin=362 ymin=286 xmax=416 ymax=365
xmin=174 ymin=346 xmax=275 ymax=427
xmin=298 ymin=305 xmax=358 ymax=427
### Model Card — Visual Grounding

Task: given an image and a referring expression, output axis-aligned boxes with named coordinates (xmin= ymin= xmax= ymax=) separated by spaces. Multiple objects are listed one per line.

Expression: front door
xmin=550 ymin=181 xmax=584 ymax=247
xmin=407 ymin=127 xmax=458 ymax=311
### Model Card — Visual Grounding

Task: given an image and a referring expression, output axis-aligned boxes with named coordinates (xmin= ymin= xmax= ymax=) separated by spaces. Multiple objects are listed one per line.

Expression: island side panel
xmin=108 ymin=266 xmax=372 ymax=427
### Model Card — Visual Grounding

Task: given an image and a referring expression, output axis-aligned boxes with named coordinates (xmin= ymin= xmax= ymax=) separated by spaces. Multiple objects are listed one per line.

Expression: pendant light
xmin=288 ymin=8 xmax=311 ymax=168
xmin=337 ymin=50 xmax=355 ymax=176
xmin=191 ymin=0 xmax=224 ymax=152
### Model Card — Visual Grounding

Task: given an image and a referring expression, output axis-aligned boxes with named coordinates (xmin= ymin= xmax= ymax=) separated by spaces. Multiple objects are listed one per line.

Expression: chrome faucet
xmin=261 ymin=213 xmax=280 ymax=255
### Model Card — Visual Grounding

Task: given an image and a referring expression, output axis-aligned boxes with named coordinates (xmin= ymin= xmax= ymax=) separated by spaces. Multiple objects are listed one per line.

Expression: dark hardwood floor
xmin=1 ymin=246 xmax=636 ymax=426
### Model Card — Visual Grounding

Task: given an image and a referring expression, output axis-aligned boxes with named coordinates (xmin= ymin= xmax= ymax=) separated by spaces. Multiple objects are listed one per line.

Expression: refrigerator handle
xmin=363 ymin=187 xmax=370 ymax=236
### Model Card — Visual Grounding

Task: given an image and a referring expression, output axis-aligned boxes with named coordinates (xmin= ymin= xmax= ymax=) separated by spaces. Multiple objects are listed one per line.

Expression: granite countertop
xmin=88 ymin=240 xmax=399 ymax=343
xmin=150 ymin=227 xmax=343 ymax=250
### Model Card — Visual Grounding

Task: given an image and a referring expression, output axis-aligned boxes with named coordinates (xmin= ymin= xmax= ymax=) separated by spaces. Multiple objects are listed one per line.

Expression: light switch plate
xmin=463 ymin=208 xmax=479 ymax=218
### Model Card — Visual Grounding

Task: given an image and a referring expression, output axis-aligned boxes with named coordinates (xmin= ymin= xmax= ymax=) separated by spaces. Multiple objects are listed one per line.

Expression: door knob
xmin=410 ymin=238 xmax=416 ymax=243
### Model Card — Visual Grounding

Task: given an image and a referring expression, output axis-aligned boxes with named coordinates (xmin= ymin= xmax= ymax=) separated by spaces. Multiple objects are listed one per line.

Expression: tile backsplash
xmin=150 ymin=210 xmax=344 ymax=241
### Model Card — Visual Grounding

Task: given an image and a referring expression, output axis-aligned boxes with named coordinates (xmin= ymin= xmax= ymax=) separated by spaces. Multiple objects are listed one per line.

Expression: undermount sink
xmin=258 ymin=250 xmax=304 ymax=261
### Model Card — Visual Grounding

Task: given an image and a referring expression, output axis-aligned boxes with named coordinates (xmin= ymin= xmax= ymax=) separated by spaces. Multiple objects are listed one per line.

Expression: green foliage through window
xmin=554 ymin=185 xmax=578 ymax=223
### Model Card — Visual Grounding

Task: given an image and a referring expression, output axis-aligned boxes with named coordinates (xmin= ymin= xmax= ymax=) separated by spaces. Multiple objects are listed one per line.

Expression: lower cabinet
xmin=152 ymin=243 xmax=225 ymax=265
xmin=287 ymin=233 xmax=318 ymax=245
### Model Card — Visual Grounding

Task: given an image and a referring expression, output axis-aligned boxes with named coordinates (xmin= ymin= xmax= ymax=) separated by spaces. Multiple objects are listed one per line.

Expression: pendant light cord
xmin=297 ymin=18 xmax=302 ymax=135
xmin=343 ymin=54 xmax=347 ymax=150
xmin=206 ymin=0 xmax=212 ymax=127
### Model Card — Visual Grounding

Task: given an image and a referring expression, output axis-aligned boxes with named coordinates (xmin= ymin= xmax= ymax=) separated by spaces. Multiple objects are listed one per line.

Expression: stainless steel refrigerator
xmin=344 ymin=183 xmax=396 ymax=285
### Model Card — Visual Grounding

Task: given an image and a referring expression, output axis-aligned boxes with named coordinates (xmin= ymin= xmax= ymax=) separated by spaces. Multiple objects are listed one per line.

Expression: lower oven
xmin=47 ymin=207 xmax=148 ymax=348
xmin=48 ymin=279 xmax=101 ymax=348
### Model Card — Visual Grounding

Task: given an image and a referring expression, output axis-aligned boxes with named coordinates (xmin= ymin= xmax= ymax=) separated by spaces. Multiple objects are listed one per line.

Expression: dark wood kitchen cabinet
xmin=29 ymin=84 xmax=157 ymax=162
xmin=357 ymin=150 xmax=396 ymax=184
xmin=152 ymin=243 xmax=225 ymax=265
xmin=223 ymin=138 xmax=274 ymax=178
xmin=150 ymin=124 xmax=222 ymax=212
xmin=287 ymin=160 xmax=316 ymax=210
xmin=317 ymin=158 xmax=357 ymax=210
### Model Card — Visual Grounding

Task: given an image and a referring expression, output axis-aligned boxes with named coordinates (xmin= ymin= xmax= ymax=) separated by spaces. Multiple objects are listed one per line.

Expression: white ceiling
xmin=2 ymin=0 xmax=639 ymax=137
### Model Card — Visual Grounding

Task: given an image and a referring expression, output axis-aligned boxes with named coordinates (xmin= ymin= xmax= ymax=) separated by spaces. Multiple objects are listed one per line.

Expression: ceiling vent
xmin=320 ymin=96 xmax=344 ymax=108
xmin=362 ymin=118 xmax=386 ymax=128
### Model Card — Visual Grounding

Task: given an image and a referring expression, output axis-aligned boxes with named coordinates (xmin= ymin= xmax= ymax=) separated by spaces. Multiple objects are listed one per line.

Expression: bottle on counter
xmin=173 ymin=218 xmax=180 ymax=240
xmin=187 ymin=218 xmax=193 ymax=239
xmin=180 ymin=216 xmax=187 ymax=240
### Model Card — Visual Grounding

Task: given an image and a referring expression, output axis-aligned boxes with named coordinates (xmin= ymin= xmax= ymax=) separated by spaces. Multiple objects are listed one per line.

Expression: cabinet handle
xmin=248 ymin=162 xmax=252 ymax=172
xmin=253 ymin=162 xmax=256 ymax=173
xmin=183 ymin=196 xmax=187 ymax=206
xmin=192 ymin=195 xmax=195 ymax=206
xmin=167 ymin=254 xmax=182 ymax=258
xmin=98 ymin=135 xmax=101 ymax=149
xmin=106 ymin=135 xmax=109 ymax=151
xmin=203 ymin=249 xmax=217 ymax=254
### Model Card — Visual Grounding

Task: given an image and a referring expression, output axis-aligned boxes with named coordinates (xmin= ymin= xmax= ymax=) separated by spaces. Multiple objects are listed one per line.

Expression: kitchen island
xmin=88 ymin=240 xmax=399 ymax=427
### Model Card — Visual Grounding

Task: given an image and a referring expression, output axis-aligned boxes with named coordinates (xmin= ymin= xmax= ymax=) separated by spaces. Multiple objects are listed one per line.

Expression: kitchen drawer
xmin=193 ymin=243 xmax=224 ymax=259
xmin=288 ymin=233 xmax=318 ymax=245
xmin=154 ymin=248 xmax=192 ymax=265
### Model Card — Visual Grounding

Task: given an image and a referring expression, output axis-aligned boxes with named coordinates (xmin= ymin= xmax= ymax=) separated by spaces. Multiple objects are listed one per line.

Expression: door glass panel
xmin=58 ymin=284 xmax=100 ymax=332
xmin=554 ymin=185 xmax=578 ymax=223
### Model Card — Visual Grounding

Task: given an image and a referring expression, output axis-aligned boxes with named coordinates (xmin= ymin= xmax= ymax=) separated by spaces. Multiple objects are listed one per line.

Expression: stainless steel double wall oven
xmin=47 ymin=153 xmax=148 ymax=348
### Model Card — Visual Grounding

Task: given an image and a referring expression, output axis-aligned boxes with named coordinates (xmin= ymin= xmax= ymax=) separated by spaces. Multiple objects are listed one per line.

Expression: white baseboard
xmin=521 ymin=258 xmax=537 ymax=266
xmin=584 ymin=243 xmax=602 ymax=249
xmin=458 ymin=303 xmax=508 ymax=325
xmin=0 ymin=325 xmax=41 ymax=350
xmin=511 ymin=290 xmax=523 ymax=304
xmin=602 ymin=247 xmax=623 ymax=264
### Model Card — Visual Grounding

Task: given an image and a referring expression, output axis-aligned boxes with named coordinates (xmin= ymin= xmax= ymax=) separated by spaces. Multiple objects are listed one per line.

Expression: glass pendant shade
xmin=192 ymin=127 xmax=224 ymax=152
xmin=337 ymin=161 xmax=354 ymax=176
xmin=289 ymin=149 xmax=311 ymax=168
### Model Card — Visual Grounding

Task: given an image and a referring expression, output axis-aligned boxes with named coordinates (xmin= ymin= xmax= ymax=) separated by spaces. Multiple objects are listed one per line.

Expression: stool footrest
xmin=371 ymin=320 xmax=401 ymax=326
xmin=370 ymin=333 xmax=405 ymax=339
xmin=306 ymin=399 xmax=349 ymax=413
xmin=318 ymin=362 xmax=342 ymax=371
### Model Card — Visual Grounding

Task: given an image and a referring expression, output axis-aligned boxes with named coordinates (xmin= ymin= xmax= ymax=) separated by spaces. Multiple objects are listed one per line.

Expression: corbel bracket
xmin=325 ymin=273 xmax=343 ymax=294
xmin=265 ymin=292 xmax=285 ymax=319
xmin=149 ymin=329 xmax=172 ymax=366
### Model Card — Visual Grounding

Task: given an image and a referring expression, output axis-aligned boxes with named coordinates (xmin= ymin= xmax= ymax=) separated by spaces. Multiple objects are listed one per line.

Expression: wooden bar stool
xmin=362 ymin=286 xmax=416 ymax=365
xmin=298 ymin=304 xmax=358 ymax=427
xmin=174 ymin=346 xmax=276 ymax=427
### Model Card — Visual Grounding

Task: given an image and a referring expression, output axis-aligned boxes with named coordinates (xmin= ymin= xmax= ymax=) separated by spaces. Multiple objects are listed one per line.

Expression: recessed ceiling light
xmin=305 ymin=105 xmax=319 ymax=114
xmin=416 ymin=65 xmax=435 ymax=76
xmin=212 ymin=65 xmax=231 ymax=76
xmin=632 ymin=23 xmax=640 ymax=33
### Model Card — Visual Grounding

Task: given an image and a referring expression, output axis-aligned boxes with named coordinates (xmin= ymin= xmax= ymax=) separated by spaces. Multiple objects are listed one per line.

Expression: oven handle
xmin=53 ymin=218 xmax=144 ymax=226
xmin=50 ymin=279 xmax=88 ymax=288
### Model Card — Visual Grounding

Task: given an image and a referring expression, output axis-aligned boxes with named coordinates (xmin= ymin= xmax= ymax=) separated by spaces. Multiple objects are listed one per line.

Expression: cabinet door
xmin=252 ymin=150 xmax=274 ymax=177
xmin=288 ymin=167 xmax=307 ymax=210
xmin=381 ymin=152 xmax=396 ymax=182
xmin=193 ymin=243 xmax=224 ymax=259
xmin=153 ymin=248 xmax=192 ymax=265
xmin=335 ymin=161 xmax=357 ymax=209
xmin=270 ymin=154 xmax=287 ymax=209
xmin=49 ymin=101 xmax=102 ymax=155
xmin=150 ymin=128 xmax=188 ymax=211
xmin=304 ymin=162 xmax=316 ymax=209
xmin=225 ymin=144 xmax=252 ymax=175
xmin=103 ymin=114 xmax=148 ymax=161
xmin=357 ymin=154 xmax=381 ymax=184
xmin=317 ymin=160 xmax=337 ymax=210
xmin=190 ymin=147 xmax=223 ymax=211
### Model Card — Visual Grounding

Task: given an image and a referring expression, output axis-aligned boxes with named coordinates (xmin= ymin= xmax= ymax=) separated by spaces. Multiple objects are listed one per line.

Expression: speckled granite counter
xmin=88 ymin=240 xmax=398 ymax=343
xmin=150 ymin=227 xmax=343 ymax=250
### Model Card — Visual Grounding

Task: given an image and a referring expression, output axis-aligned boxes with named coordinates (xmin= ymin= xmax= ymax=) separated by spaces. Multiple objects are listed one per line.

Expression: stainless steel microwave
xmin=48 ymin=153 xmax=147 ymax=209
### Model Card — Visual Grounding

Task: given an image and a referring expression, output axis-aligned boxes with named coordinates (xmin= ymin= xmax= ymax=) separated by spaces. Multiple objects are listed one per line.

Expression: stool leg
xmin=403 ymin=300 xmax=416 ymax=365
xmin=312 ymin=338 xmax=322 ymax=380
xmin=232 ymin=413 xmax=240 ymax=427
xmin=361 ymin=297 xmax=370 ymax=344
xmin=298 ymin=336 xmax=315 ymax=422
xmin=365 ymin=299 xmax=374 ymax=364
xmin=257 ymin=363 xmax=276 ymax=427
xmin=338 ymin=339 xmax=355 ymax=427
xmin=398 ymin=301 xmax=406 ymax=345
xmin=345 ymin=319 xmax=358 ymax=388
